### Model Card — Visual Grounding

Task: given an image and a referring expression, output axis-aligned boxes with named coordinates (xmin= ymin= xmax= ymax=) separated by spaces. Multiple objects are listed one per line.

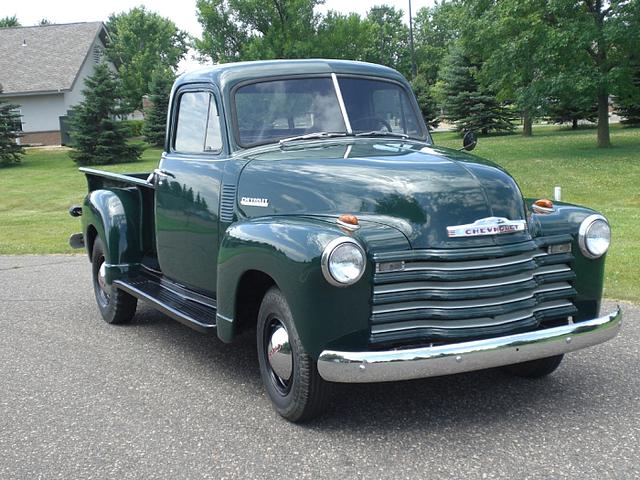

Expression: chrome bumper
xmin=317 ymin=308 xmax=622 ymax=383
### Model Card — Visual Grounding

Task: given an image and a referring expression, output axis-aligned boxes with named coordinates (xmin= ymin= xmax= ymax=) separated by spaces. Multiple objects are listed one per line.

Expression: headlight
xmin=578 ymin=214 xmax=611 ymax=259
xmin=321 ymin=237 xmax=366 ymax=286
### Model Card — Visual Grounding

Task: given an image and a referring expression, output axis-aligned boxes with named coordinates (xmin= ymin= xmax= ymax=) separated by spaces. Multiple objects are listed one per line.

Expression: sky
xmin=1 ymin=0 xmax=436 ymax=71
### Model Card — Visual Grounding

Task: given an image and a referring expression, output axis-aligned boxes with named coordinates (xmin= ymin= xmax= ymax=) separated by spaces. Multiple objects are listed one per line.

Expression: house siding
xmin=6 ymin=94 xmax=66 ymax=133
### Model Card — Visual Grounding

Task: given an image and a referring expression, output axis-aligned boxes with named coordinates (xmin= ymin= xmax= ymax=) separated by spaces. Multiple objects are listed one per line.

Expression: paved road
xmin=0 ymin=255 xmax=638 ymax=479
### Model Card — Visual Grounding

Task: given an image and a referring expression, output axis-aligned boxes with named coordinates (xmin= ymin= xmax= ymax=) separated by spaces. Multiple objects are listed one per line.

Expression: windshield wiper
xmin=354 ymin=131 xmax=411 ymax=139
xmin=278 ymin=131 xmax=349 ymax=145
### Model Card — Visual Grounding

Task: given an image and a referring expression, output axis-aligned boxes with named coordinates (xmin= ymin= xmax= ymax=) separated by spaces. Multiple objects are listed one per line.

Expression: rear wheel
xmin=91 ymin=238 xmax=137 ymax=324
xmin=257 ymin=287 xmax=330 ymax=422
xmin=503 ymin=354 xmax=564 ymax=378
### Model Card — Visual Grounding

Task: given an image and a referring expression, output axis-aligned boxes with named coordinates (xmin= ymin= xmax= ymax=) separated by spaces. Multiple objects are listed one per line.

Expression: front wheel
xmin=257 ymin=287 xmax=330 ymax=422
xmin=503 ymin=354 xmax=564 ymax=378
xmin=91 ymin=238 xmax=137 ymax=324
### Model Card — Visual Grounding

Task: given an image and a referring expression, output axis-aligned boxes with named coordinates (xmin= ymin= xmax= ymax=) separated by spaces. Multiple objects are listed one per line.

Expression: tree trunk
xmin=597 ymin=92 xmax=611 ymax=148
xmin=522 ymin=111 xmax=533 ymax=136
xmin=572 ymin=118 xmax=578 ymax=129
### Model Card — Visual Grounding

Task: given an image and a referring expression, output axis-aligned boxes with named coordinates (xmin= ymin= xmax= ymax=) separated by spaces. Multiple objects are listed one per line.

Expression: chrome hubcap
xmin=97 ymin=260 xmax=111 ymax=300
xmin=267 ymin=324 xmax=293 ymax=382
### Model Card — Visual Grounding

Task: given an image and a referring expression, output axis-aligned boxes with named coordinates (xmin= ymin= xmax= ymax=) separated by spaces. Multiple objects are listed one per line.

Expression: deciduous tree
xmin=195 ymin=0 xmax=322 ymax=62
xmin=106 ymin=6 xmax=189 ymax=112
xmin=0 ymin=15 xmax=20 ymax=27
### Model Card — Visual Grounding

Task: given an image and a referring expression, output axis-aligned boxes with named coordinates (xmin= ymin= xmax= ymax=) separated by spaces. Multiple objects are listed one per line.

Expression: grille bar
xmin=370 ymin=239 xmax=576 ymax=345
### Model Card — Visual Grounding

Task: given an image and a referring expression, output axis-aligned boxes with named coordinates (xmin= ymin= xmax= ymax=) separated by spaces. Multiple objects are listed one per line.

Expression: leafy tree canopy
xmin=106 ymin=6 xmax=190 ymax=112
xmin=195 ymin=0 xmax=322 ymax=62
xmin=0 ymin=15 xmax=20 ymax=27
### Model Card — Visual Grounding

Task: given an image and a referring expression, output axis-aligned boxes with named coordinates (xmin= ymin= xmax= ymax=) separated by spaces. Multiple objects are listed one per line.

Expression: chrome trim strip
xmin=371 ymin=300 xmax=575 ymax=333
xmin=401 ymin=251 xmax=537 ymax=272
xmin=331 ymin=73 xmax=352 ymax=134
xmin=374 ymin=266 xmax=572 ymax=295
xmin=374 ymin=272 xmax=536 ymax=293
xmin=372 ymin=283 xmax=574 ymax=314
xmin=318 ymin=308 xmax=622 ymax=383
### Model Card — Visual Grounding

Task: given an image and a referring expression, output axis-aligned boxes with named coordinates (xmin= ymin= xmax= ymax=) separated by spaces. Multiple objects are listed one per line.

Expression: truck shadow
xmin=133 ymin=305 xmax=612 ymax=433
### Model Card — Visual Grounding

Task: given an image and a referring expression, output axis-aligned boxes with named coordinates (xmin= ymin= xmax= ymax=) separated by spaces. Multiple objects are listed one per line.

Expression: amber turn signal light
xmin=337 ymin=214 xmax=360 ymax=230
xmin=532 ymin=198 xmax=554 ymax=214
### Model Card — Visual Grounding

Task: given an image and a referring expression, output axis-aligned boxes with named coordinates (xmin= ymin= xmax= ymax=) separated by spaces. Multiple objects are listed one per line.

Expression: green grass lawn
xmin=1 ymin=125 xmax=638 ymax=301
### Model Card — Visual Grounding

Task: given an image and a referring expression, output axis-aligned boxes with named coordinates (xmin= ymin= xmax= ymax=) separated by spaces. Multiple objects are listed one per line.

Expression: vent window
xmin=93 ymin=46 xmax=103 ymax=63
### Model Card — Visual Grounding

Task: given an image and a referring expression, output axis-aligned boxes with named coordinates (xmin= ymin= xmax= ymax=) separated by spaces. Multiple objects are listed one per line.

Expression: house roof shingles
xmin=0 ymin=22 xmax=105 ymax=96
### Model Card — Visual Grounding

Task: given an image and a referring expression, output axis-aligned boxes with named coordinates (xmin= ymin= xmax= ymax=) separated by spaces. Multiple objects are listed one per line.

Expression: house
xmin=0 ymin=22 xmax=112 ymax=146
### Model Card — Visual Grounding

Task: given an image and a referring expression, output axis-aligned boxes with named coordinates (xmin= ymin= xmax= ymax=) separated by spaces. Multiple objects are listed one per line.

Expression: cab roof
xmin=175 ymin=59 xmax=407 ymax=92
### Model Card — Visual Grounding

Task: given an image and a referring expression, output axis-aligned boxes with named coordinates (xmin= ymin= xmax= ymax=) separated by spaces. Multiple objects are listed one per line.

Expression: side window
xmin=174 ymin=91 xmax=222 ymax=154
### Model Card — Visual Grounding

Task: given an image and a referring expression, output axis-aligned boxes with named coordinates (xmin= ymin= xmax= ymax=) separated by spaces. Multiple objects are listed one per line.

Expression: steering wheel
xmin=351 ymin=116 xmax=392 ymax=132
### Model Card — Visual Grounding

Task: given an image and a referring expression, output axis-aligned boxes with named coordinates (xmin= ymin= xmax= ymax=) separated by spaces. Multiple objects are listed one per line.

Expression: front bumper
xmin=317 ymin=308 xmax=622 ymax=383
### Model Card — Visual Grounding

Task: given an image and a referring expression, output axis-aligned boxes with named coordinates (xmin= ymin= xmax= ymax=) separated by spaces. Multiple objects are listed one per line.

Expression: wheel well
xmin=86 ymin=225 xmax=98 ymax=259
xmin=234 ymin=270 xmax=277 ymax=334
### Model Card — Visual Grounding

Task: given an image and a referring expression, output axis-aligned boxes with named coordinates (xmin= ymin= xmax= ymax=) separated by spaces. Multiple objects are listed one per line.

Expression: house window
xmin=10 ymin=109 xmax=23 ymax=132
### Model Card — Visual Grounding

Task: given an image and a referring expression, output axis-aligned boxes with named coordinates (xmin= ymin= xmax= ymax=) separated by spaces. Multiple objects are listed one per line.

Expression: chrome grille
xmin=370 ymin=236 xmax=577 ymax=345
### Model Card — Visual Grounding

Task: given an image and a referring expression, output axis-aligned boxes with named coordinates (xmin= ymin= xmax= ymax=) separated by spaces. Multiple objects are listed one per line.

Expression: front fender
xmin=528 ymin=200 xmax=607 ymax=320
xmin=81 ymin=188 xmax=143 ymax=283
xmin=216 ymin=216 xmax=374 ymax=358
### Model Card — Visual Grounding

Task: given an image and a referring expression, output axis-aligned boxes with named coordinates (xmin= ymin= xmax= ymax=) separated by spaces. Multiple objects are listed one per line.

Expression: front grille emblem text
xmin=447 ymin=217 xmax=527 ymax=238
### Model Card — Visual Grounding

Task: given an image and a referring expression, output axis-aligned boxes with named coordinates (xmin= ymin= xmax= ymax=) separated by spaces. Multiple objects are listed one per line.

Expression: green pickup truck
xmin=71 ymin=59 xmax=621 ymax=422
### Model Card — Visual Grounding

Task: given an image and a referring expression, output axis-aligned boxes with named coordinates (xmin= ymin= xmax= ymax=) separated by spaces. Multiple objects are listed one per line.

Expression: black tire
xmin=257 ymin=287 xmax=330 ymax=422
xmin=503 ymin=354 xmax=564 ymax=378
xmin=91 ymin=237 xmax=137 ymax=324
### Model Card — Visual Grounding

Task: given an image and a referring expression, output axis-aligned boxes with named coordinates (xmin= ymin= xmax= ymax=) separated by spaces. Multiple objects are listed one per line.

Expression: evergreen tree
xmin=616 ymin=57 xmax=640 ymax=126
xmin=69 ymin=62 xmax=141 ymax=166
xmin=0 ymin=90 xmax=24 ymax=166
xmin=439 ymin=46 xmax=514 ymax=135
xmin=142 ymin=67 xmax=175 ymax=147
xmin=410 ymin=74 xmax=439 ymax=130
xmin=546 ymin=95 xmax=597 ymax=129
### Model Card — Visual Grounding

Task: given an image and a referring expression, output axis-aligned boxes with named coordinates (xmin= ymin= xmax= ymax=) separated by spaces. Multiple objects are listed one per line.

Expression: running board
xmin=113 ymin=275 xmax=217 ymax=334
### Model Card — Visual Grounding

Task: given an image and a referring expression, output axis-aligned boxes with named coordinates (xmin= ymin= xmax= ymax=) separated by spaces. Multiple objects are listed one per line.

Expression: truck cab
xmin=73 ymin=59 xmax=621 ymax=422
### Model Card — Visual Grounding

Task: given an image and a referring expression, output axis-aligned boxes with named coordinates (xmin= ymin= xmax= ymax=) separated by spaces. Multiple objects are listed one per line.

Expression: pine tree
xmin=142 ymin=67 xmax=174 ymax=147
xmin=69 ymin=62 xmax=141 ymax=165
xmin=0 ymin=89 xmax=24 ymax=167
xmin=411 ymin=74 xmax=440 ymax=130
xmin=439 ymin=46 xmax=514 ymax=135
xmin=616 ymin=58 xmax=640 ymax=126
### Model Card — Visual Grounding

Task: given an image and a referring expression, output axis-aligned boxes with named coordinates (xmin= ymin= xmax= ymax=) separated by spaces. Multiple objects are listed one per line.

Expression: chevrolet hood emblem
xmin=447 ymin=217 xmax=527 ymax=238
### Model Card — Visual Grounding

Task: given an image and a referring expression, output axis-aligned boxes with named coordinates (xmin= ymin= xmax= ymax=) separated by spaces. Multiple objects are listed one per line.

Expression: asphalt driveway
xmin=0 ymin=255 xmax=638 ymax=479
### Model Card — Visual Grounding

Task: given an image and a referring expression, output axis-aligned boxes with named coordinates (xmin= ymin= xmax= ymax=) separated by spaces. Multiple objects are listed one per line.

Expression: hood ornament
xmin=447 ymin=217 xmax=527 ymax=238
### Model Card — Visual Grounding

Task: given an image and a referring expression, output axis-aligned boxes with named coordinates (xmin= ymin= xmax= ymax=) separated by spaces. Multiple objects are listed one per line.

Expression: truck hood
xmin=236 ymin=139 xmax=530 ymax=248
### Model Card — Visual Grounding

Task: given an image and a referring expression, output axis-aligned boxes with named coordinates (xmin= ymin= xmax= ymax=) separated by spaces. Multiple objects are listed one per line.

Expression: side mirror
xmin=462 ymin=131 xmax=477 ymax=151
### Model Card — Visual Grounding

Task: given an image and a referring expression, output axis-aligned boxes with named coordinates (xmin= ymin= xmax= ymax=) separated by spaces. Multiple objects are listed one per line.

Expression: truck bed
xmin=80 ymin=167 xmax=155 ymax=191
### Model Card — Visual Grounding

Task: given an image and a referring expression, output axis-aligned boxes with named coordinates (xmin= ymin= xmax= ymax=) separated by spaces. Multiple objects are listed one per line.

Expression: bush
xmin=0 ymin=89 xmax=24 ymax=167
xmin=121 ymin=119 xmax=144 ymax=137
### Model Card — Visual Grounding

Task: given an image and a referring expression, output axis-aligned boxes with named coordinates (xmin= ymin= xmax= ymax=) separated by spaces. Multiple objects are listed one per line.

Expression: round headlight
xmin=578 ymin=214 xmax=611 ymax=259
xmin=321 ymin=237 xmax=366 ymax=286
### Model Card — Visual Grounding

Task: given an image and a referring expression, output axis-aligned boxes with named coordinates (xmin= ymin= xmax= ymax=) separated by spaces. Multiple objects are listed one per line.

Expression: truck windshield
xmin=234 ymin=76 xmax=427 ymax=147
